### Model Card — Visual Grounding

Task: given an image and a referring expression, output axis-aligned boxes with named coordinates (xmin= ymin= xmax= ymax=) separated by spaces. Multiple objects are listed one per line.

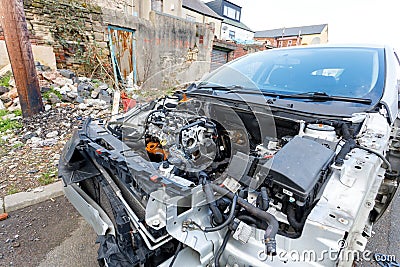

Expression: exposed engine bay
xmin=59 ymin=93 xmax=399 ymax=266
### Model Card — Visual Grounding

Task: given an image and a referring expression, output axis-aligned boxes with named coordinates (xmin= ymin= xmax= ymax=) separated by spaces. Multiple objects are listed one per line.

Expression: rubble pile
xmin=1 ymin=64 xmax=114 ymax=115
xmin=0 ymin=64 xmax=116 ymax=197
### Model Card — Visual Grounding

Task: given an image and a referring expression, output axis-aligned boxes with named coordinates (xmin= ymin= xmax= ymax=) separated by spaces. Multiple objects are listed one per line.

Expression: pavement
xmin=1 ymin=181 xmax=64 ymax=213
xmin=0 ymin=196 xmax=98 ymax=267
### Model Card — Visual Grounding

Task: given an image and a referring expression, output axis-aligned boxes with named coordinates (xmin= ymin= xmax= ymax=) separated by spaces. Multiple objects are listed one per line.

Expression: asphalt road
xmin=0 ymin=194 xmax=398 ymax=267
xmin=0 ymin=196 xmax=98 ymax=267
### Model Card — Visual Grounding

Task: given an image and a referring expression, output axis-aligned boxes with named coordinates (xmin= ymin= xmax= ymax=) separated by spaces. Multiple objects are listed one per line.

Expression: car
xmin=59 ymin=44 xmax=400 ymax=266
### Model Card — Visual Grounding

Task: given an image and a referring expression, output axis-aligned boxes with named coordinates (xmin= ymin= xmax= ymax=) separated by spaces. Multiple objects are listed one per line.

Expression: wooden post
xmin=0 ymin=0 xmax=44 ymax=117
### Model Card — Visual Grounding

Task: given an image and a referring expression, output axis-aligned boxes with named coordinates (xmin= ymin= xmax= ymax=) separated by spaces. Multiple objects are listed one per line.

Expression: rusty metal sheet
xmin=108 ymin=26 xmax=137 ymax=86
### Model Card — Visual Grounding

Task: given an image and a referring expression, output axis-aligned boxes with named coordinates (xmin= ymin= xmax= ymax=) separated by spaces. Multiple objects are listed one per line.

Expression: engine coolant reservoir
xmin=303 ymin=124 xmax=338 ymax=142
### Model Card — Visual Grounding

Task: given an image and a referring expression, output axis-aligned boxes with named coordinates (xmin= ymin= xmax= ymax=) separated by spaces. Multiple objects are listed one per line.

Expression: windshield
xmin=201 ymin=46 xmax=385 ymax=105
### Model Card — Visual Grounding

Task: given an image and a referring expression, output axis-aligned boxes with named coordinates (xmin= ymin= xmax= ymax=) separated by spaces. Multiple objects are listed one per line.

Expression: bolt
xmin=152 ymin=219 xmax=160 ymax=227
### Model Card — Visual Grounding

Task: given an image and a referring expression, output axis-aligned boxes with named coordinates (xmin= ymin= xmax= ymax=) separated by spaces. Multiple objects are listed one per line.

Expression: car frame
xmin=59 ymin=44 xmax=400 ymax=267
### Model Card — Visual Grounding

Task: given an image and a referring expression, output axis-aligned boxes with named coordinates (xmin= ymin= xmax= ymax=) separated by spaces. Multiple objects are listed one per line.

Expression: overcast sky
xmin=205 ymin=0 xmax=399 ymax=51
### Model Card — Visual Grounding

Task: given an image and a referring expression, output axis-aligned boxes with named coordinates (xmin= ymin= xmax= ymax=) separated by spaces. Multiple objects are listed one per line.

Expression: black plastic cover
xmin=266 ymin=136 xmax=335 ymax=201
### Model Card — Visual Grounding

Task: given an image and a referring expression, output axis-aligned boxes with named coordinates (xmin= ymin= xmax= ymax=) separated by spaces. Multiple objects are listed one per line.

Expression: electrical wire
xmin=356 ymin=145 xmax=392 ymax=172
xmin=214 ymin=229 xmax=232 ymax=267
xmin=169 ymin=242 xmax=182 ymax=267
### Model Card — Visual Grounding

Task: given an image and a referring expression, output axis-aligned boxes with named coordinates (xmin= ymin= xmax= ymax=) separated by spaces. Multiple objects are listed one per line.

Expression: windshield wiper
xmin=225 ymin=90 xmax=372 ymax=104
xmin=277 ymin=91 xmax=372 ymax=104
xmin=196 ymin=82 xmax=244 ymax=91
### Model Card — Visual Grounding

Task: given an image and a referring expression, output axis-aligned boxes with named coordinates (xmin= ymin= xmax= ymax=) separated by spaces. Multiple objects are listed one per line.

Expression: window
xmin=229 ymin=30 xmax=235 ymax=39
xmin=278 ymin=41 xmax=283 ymax=48
xmin=223 ymin=5 xmax=240 ymax=20
xmin=203 ymin=47 xmax=384 ymax=103
xmin=287 ymin=40 xmax=292 ymax=47
xmin=151 ymin=0 xmax=163 ymax=12
xmin=186 ymin=14 xmax=196 ymax=22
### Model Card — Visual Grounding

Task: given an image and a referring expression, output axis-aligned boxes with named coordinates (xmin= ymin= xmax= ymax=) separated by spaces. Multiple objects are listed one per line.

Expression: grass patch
xmin=13 ymin=109 xmax=22 ymax=117
xmin=0 ymin=72 xmax=12 ymax=87
xmin=38 ymin=170 xmax=57 ymax=186
xmin=0 ymin=109 xmax=22 ymax=117
xmin=0 ymin=110 xmax=8 ymax=117
xmin=12 ymin=142 xmax=24 ymax=149
xmin=42 ymin=88 xmax=62 ymax=100
xmin=0 ymin=108 xmax=23 ymax=132
xmin=7 ymin=184 xmax=20 ymax=195
xmin=0 ymin=118 xmax=22 ymax=132
xmin=0 ymin=109 xmax=23 ymax=132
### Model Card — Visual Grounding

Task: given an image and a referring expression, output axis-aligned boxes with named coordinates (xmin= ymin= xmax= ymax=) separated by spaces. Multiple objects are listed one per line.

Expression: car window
xmin=203 ymin=47 xmax=385 ymax=104
xmin=256 ymin=48 xmax=380 ymax=98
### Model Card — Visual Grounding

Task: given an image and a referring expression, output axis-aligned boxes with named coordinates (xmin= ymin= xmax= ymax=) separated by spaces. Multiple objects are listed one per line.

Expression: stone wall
xmin=0 ymin=0 xmax=214 ymax=89
xmin=97 ymin=8 xmax=214 ymax=88
xmin=0 ymin=0 xmax=111 ymax=74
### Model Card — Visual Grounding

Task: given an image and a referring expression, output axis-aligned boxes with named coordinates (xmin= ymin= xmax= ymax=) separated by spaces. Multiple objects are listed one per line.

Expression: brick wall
xmin=229 ymin=43 xmax=268 ymax=61
xmin=254 ymin=36 xmax=302 ymax=48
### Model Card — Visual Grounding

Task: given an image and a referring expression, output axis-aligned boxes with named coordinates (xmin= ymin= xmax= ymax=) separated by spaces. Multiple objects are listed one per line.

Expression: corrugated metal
xmin=211 ymin=48 xmax=228 ymax=72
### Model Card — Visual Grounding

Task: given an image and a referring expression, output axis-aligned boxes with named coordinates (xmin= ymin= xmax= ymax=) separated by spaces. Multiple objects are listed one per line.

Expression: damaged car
xmin=59 ymin=44 xmax=400 ymax=266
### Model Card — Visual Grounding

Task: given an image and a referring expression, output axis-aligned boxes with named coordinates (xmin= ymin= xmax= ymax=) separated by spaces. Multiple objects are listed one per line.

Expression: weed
xmin=12 ymin=142 xmax=24 ymax=149
xmin=165 ymin=87 xmax=176 ymax=96
xmin=7 ymin=184 xmax=20 ymax=195
xmin=38 ymin=170 xmax=57 ymax=186
xmin=42 ymin=88 xmax=62 ymax=100
xmin=0 ymin=110 xmax=8 ymax=117
xmin=0 ymin=118 xmax=22 ymax=132
xmin=13 ymin=109 xmax=22 ymax=117
xmin=0 ymin=110 xmax=23 ymax=132
xmin=0 ymin=72 xmax=12 ymax=87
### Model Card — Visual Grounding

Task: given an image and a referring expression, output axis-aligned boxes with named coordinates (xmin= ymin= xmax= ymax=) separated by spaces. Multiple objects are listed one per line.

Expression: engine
xmin=102 ymin=96 xmax=354 ymax=265
xmin=145 ymin=111 xmax=224 ymax=172
xmin=119 ymin=97 xmax=341 ymax=237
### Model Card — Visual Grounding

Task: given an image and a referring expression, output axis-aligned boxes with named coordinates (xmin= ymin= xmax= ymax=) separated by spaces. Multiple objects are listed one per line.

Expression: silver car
xmin=59 ymin=44 xmax=400 ymax=266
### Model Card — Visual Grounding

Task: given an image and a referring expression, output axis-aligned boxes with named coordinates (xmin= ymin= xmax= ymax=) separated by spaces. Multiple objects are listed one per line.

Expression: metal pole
xmin=0 ymin=0 xmax=44 ymax=117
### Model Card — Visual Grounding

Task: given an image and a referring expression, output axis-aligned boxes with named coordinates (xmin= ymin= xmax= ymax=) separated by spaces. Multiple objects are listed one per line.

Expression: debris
xmin=0 ymin=214 xmax=8 ymax=221
xmin=121 ymin=91 xmax=136 ymax=112
xmin=58 ymin=69 xmax=76 ymax=79
xmin=0 ymin=86 xmax=9 ymax=95
xmin=45 ymin=131 xmax=58 ymax=139
xmin=0 ymin=64 xmax=11 ymax=77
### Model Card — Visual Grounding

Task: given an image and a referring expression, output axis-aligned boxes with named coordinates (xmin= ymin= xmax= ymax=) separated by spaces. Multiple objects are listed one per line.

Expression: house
xmin=182 ymin=0 xmax=223 ymax=39
xmin=254 ymin=24 xmax=328 ymax=48
xmin=205 ymin=0 xmax=254 ymax=43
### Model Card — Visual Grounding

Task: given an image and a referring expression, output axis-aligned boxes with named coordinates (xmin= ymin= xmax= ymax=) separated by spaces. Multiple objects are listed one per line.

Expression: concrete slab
xmin=4 ymin=181 xmax=64 ymax=212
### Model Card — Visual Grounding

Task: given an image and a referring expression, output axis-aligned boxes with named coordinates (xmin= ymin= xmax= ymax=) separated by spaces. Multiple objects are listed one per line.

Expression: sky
xmin=205 ymin=0 xmax=400 ymax=51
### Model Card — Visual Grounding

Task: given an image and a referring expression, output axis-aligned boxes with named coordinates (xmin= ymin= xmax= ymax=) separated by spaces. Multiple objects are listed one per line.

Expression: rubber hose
xmin=210 ymin=184 xmax=278 ymax=255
